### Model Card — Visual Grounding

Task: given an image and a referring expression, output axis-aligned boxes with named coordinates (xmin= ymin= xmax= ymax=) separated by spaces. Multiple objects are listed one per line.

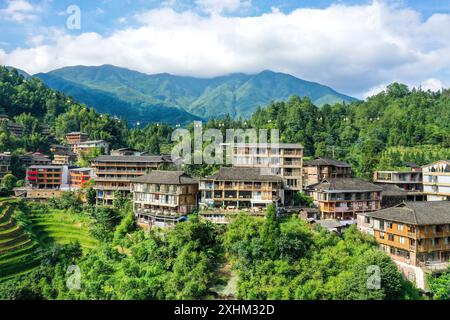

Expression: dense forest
xmin=0 ymin=200 xmax=425 ymax=300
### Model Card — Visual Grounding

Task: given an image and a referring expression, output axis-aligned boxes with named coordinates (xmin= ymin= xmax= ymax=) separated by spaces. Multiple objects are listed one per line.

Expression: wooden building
xmin=199 ymin=167 xmax=284 ymax=223
xmin=19 ymin=152 xmax=52 ymax=167
xmin=66 ymin=132 xmax=88 ymax=145
xmin=131 ymin=171 xmax=198 ymax=228
xmin=92 ymin=155 xmax=173 ymax=205
xmin=303 ymin=157 xmax=352 ymax=187
xmin=306 ymin=177 xmax=382 ymax=220
xmin=26 ymin=165 xmax=68 ymax=190
xmin=0 ymin=153 xmax=11 ymax=184
xmin=373 ymin=168 xmax=424 ymax=201
xmin=358 ymin=202 xmax=450 ymax=289
xmin=73 ymin=140 xmax=110 ymax=156
xmin=52 ymin=150 xmax=77 ymax=165
xmin=232 ymin=143 xmax=303 ymax=202
xmin=69 ymin=168 xmax=94 ymax=189
xmin=0 ymin=115 xmax=24 ymax=136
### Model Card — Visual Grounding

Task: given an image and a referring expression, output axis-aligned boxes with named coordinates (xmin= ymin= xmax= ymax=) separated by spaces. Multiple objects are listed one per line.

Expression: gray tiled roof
xmin=307 ymin=178 xmax=382 ymax=192
xmin=304 ymin=157 xmax=352 ymax=168
xmin=377 ymin=184 xmax=408 ymax=196
xmin=204 ymin=167 xmax=283 ymax=182
xmin=93 ymin=155 xmax=172 ymax=163
xmin=366 ymin=202 xmax=450 ymax=225
xmin=130 ymin=171 xmax=197 ymax=185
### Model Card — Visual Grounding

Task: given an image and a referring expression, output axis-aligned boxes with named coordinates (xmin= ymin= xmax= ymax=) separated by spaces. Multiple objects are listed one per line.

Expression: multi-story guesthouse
xmin=73 ymin=140 xmax=110 ymax=157
xmin=199 ymin=167 xmax=284 ymax=223
xmin=19 ymin=152 xmax=51 ymax=167
xmin=69 ymin=168 xmax=94 ymax=189
xmin=52 ymin=150 xmax=77 ymax=166
xmin=26 ymin=165 xmax=69 ymax=190
xmin=305 ymin=178 xmax=382 ymax=220
xmin=0 ymin=115 xmax=24 ymax=136
xmin=232 ymin=143 xmax=303 ymax=200
xmin=422 ymin=160 xmax=450 ymax=201
xmin=92 ymin=155 xmax=173 ymax=205
xmin=66 ymin=132 xmax=88 ymax=145
xmin=0 ymin=153 xmax=11 ymax=184
xmin=357 ymin=202 xmax=450 ymax=290
xmin=131 ymin=171 xmax=198 ymax=228
xmin=373 ymin=166 xmax=424 ymax=201
xmin=303 ymin=157 xmax=352 ymax=187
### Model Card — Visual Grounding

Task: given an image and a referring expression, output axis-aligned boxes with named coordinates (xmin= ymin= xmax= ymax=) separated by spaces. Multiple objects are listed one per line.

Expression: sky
xmin=0 ymin=0 xmax=450 ymax=98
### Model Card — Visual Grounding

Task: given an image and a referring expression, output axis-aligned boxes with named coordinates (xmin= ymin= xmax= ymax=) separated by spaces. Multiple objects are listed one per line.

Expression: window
xmin=364 ymin=217 xmax=370 ymax=224
xmin=388 ymin=234 xmax=394 ymax=241
xmin=379 ymin=231 xmax=385 ymax=239
xmin=397 ymin=224 xmax=403 ymax=231
xmin=399 ymin=236 xmax=406 ymax=245
xmin=387 ymin=222 xmax=393 ymax=229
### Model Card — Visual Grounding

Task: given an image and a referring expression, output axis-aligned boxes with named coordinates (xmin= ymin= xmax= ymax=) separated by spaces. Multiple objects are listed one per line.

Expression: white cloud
xmin=0 ymin=0 xmax=37 ymax=22
xmin=195 ymin=0 xmax=252 ymax=14
xmin=1 ymin=1 xmax=450 ymax=97
xmin=420 ymin=78 xmax=443 ymax=92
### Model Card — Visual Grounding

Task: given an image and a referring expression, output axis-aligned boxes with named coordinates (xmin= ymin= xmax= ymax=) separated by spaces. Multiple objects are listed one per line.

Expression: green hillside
xmin=34 ymin=65 xmax=357 ymax=124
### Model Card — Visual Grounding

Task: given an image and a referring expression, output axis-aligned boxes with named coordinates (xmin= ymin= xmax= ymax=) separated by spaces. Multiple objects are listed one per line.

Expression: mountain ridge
xmin=33 ymin=65 xmax=358 ymax=125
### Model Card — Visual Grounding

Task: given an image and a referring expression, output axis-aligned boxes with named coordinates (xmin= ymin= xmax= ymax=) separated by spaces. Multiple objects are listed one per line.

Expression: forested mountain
xmin=34 ymin=65 xmax=357 ymax=124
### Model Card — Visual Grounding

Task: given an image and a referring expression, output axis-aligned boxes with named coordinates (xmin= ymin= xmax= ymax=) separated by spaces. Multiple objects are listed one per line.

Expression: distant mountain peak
xmin=34 ymin=64 xmax=358 ymax=125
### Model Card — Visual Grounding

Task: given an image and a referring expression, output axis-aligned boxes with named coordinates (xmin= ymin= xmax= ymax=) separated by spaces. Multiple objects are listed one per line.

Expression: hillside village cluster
xmin=0 ymin=115 xmax=449 ymax=291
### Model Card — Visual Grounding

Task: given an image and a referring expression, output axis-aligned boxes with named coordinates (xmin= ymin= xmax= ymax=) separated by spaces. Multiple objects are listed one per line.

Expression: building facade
xmin=73 ymin=140 xmax=110 ymax=156
xmin=199 ymin=167 xmax=284 ymax=223
xmin=92 ymin=155 xmax=173 ymax=205
xmin=69 ymin=168 xmax=94 ymax=189
xmin=66 ymin=132 xmax=88 ymax=145
xmin=232 ymin=143 xmax=303 ymax=199
xmin=422 ymin=160 xmax=450 ymax=201
xmin=0 ymin=153 xmax=11 ymax=184
xmin=303 ymin=157 xmax=352 ymax=187
xmin=52 ymin=150 xmax=77 ymax=166
xmin=26 ymin=165 xmax=69 ymax=190
xmin=20 ymin=152 xmax=51 ymax=167
xmin=358 ymin=202 xmax=450 ymax=289
xmin=0 ymin=115 xmax=24 ymax=136
xmin=306 ymin=178 xmax=382 ymax=220
xmin=373 ymin=169 xmax=424 ymax=201
xmin=131 ymin=171 xmax=198 ymax=228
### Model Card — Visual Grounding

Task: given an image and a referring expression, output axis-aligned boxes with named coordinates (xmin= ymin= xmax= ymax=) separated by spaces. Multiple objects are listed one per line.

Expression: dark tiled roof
xmin=204 ymin=167 xmax=283 ymax=182
xmin=377 ymin=184 xmax=408 ymax=196
xmin=54 ymin=149 xmax=77 ymax=156
xmin=131 ymin=171 xmax=197 ymax=185
xmin=403 ymin=162 xmax=420 ymax=168
xmin=366 ymin=202 xmax=450 ymax=225
xmin=304 ymin=157 xmax=352 ymax=168
xmin=93 ymin=155 xmax=172 ymax=163
xmin=316 ymin=219 xmax=342 ymax=229
xmin=306 ymin=178 xmax=382 ymax=192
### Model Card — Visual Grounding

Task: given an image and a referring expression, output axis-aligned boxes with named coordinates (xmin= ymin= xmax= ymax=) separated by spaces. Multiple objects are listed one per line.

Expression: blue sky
xmin=0 ymin=0 xmax=450 ymax=97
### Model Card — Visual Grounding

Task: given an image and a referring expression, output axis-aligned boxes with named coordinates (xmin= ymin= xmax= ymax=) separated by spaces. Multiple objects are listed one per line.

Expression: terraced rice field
xmin=0 ymin=202 xmax=98 ymax=282
xmin=0 ymin=205 xmax=41 ymax=282
xmin=30 ymin=210 xmax=98 ymax=250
